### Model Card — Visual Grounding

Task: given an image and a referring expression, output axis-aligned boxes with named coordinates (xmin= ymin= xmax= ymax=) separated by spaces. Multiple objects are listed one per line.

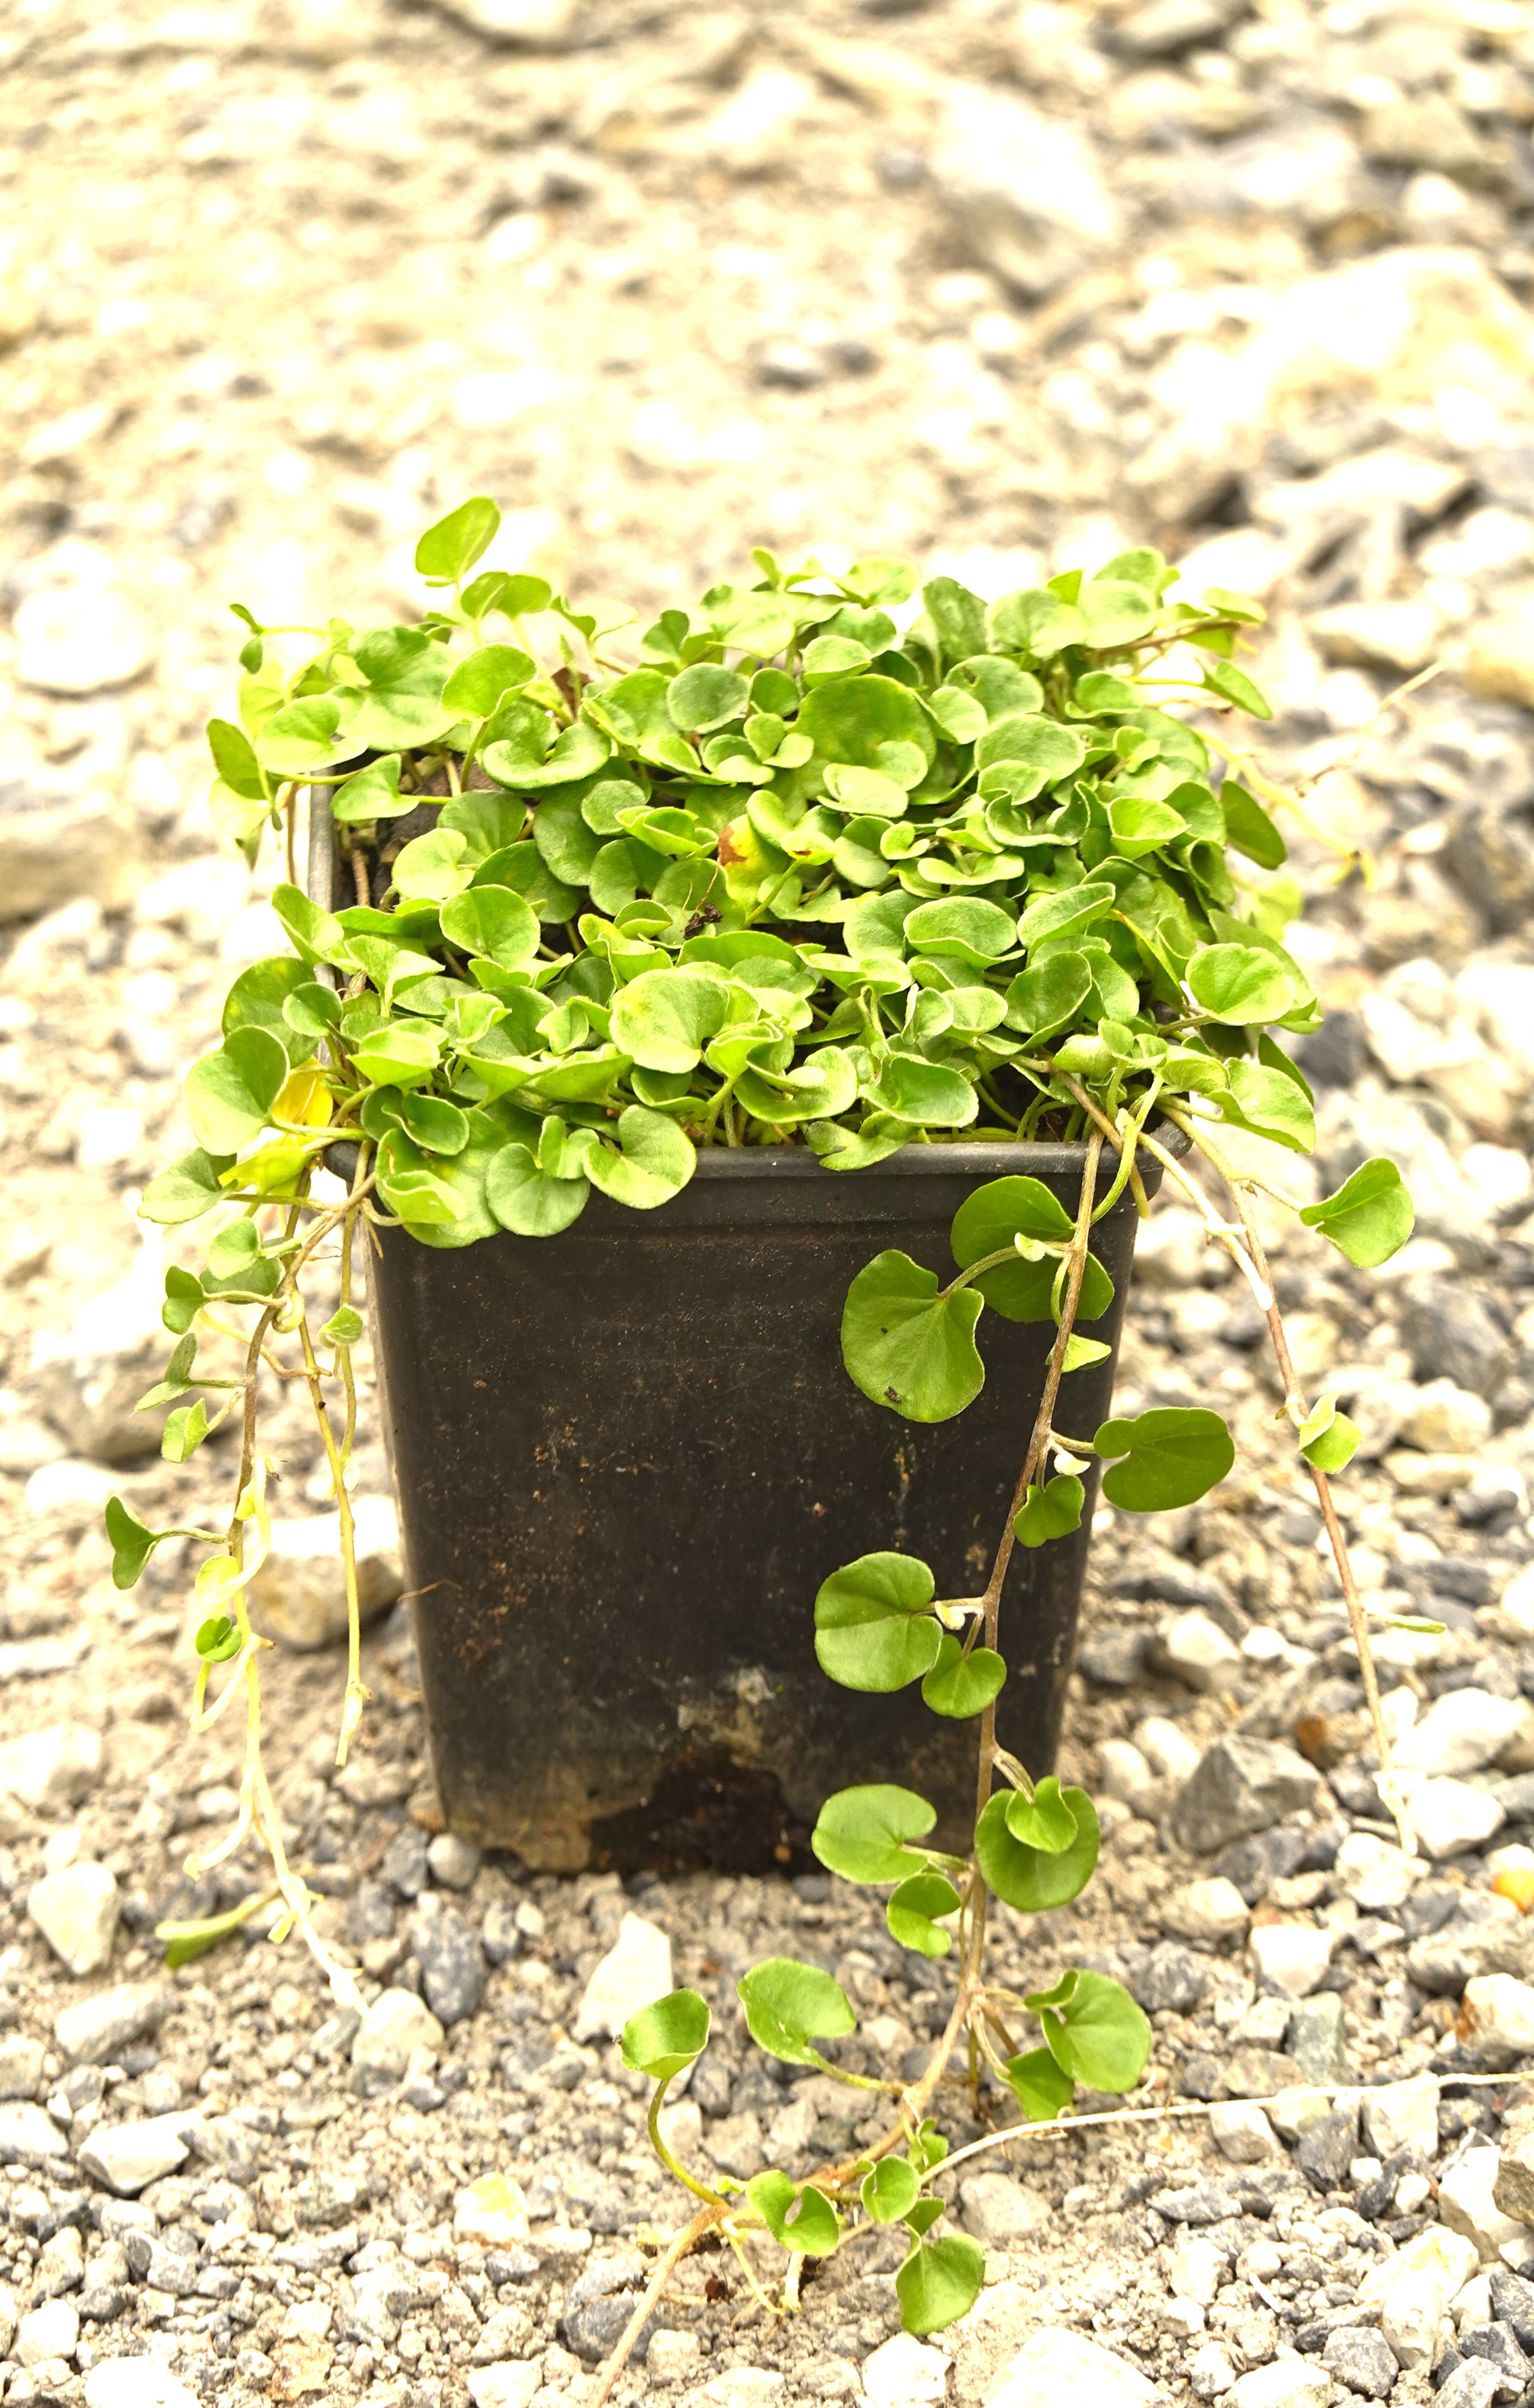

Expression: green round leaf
xmin=737 ymin=1959 xmax=856 ymax=2068
xmin=798 ymin=674 xmax=936 ymax=783
xmin=746 ymin=2170 xmax=841 ymax=2258
xmin=896 ymin=2233 xmax=984 ymax=2337
xmin=842 ymin=1251 xmax=985 ymax=1423
xmin=141 ymin=1149 xmax=232 ymax=1226
xmin=1217 ymin=1060 xmax=1315 ymax=1153
xmin=1003 ymin=1774 xmax=1078 ymax=1855
xmin=1016 ymin=882 xmax=1114 ymax=953
xmin=920 ymin=1635 xmax=1006 ymax=1719
xmin=1107 ymin=793 xmax=1187 ymax=859
xmin=950 ymin=1176 xmax=1073 ymax=1321
xmin=416 ymin=496 xmax=500 ymax=585
xmin=1297 ymin=1394 xmax=1361 ymax=1474
xmin=272 ymin=882 xmax=346 ymax=969
xmin=162 ymin=1401 xmax=209 ymax=1464
xmin=813 ymin=1553 xmax=941 ymax=1693
xmin=974 ymin=712 xmax=1085 ymax=790
xmin=610 ymin=969 xmax=732 ymax=1074
xmin=886 ymin=1871 xmax=961 ymax=1959
xmin=1223 ymin=782 xmax=1287 ymax=869
xmin=392 ymin=828 xmax=473 ymax=904
xmin=183 ymin=1026 xmax=289 ymax=1153
xmin=1185 ymin=942 xmax=1296 ymax=1025
xmin=440 ymin=644 xmax=535 ymax=719
xmin=106 ymin=1496 xmax=161 ymax=1591
xmin=1013 ymin=1474 xmax=1085 ymax=1548
xmin=440 ymin=885 xmax=540 ymax=972
xmin=974 ymin=1784 xmax=1100 ymax=1912
xmin=1092 ymin=1406 xmax=1234 ymax=1513
xmin=572 ymin=1105 xmax=696 ymax=1210
xmin=1298 ymin=1157 xmax=1414 ymax=1268
xmin=332 ymin=756 xmax=415 ymax=824
xmin=223 ymin=956 xmax=315 ymax=1065
xmin=284 ymin=983 xmax=344 ymax=1040
xmin=321 ymin=1306 xmax=364 ymax=1346
xmin=620 ymin=1987 xmax=711 ymax=2080
xmin=811 ymin=1784 xmax=937 ymax=1884
xmin=398 ymin=1093 xmax=470 ymax=1156
xmin=485 ymin=1143 xmax=590 ymax=1238
xmin=352 ymin=1022 xmax=443 ymax=1091
xmin=1003 ymin=2046 xmax=1074 ymax=2123
xmin=1003 ymin=953 xmax=1094 ymax=1041
xmin=861 ymin=2161 xmax=922 ymax=2224
xmin=667 ymin=663 xmax=750 ymax=733
xmin=195 ymin=1613 xmax=242 ymax=1664
xmin=904 ymin=897 xmax=1017 ymax=968
xmin=1027 ymin=1969 xmax=1150 ymax=2093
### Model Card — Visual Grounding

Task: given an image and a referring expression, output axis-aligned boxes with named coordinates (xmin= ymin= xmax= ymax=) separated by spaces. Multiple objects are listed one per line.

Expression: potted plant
xmin=109 ymin=499 xmax=1420 ymax=2366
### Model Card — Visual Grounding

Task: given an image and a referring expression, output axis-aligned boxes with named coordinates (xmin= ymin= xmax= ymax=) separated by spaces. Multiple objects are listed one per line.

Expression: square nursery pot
xmin=310 ymin=801 xmax=1174 ymax=1873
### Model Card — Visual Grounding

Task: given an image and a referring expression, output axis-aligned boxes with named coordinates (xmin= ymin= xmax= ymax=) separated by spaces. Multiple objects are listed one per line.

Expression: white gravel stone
xmin=987 ymin=2326 xmax=1166 ymax=2407
xmin=1188 ymin=2341 xmax=1238 ymax=2401
xmin=1396 ymin=1691 xmax=1527 ymax=1777
xmin=932 ymin=84 xmax=1120 ymax=302
xmin=1156 ymin=1610 xmax=1243 ymax=1694
xmin=13 ymin=582 xmax=156 ymax=697
xmin=0 ymin=2100 xmax=70 ymax=2165
xmin=465 ymin=2366 xmax=542 ymax=2408
xmin=1210 ymin=2103 xmax=1283 ymax=2164
xmin=454 ymin=2174 xmax=530 ymax=2245
xmin=0 ymin=1722 xmax=102 ymax=1811
xmin=1361 ymin=2077 xmax=1440 ymax=2161
xmin=26 ymin=1861 xmax=118 ymax=1975
xmin=859 ymin=2331 xmax=948 ymax=2404
xmin=1404 ymin=1777 xmax=1505 ymax=1859
xmin=1136 ymin=1716 xmax=1204 ymax=1783
xmin=1229 ymin=2363 xmax=1333 ymax=2408
xmin=427 ymin=1831 xmax=481 ymax=1890
xmin=1461 ymin=1974 xmax=1534 ymax=2057
xmin=246 ymin=1496 xmax=404 ymax=1651
xmin=16 ymin=2295 xmax=79 ymax=2367
xmin=1097 ymin=1738 xmax=1163 ymax=1818
xmin=1169 ymin=2236 xmax=1228 ymax=2305
xmin=958 ymin=2172 xmax=1050 ymax=2245
xmin=352 ymin=1987 xmax=444 ymax=2079
xmin=1249 ymin=1923 xmax=1334 ymax=1999
xmin=1396 ymin=1381 xmax=1494 ymax=1453
xmin=1438 ymin=2142 xmax=1534 ymax=2262
xmin=1162 ymin=1878 xmax=1251 ymax=1945
xmin=84 ymin=2365 xmax=200 ymax=2408
xmin=78 ymin=2114 xmax=194 ymax=2196
xmin=572 ymin=1912 xmax=672 ymax=2042
xmin=1359 ymin=2222 xmax=1479 ymax=2367
xmin=1334 ymin=1832 xmax=1421 ymax=1910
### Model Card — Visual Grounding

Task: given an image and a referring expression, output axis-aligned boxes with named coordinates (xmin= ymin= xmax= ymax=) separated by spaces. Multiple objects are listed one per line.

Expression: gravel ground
xmin=5 ymin=0 xmax=1534 ymax=2403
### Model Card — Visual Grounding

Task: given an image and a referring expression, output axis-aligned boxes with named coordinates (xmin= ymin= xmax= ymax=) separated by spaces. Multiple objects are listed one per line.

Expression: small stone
xmin=14 ymin=582 xmax=155 ymax=698
xmin=465 ymin=2367 xmax=542 ymax=2408
xmin=1189 ymin=2340 xmax=1238 ymax=2401
xmin=1458 ymin=2321 xmax=1533 ymax=2398
xmin=572 ymin=1912 xmax=673 ymax=2043
xmin=78 ymin=2114 xmax=194 ymax=2196
xmin=1398 ymin=1280 xmax=1511 ymax=1398
xmin=1398 ymin=1693 xmax=1528 ymax=1779
xmin=55 ymin=1981 xmax=171 ymax=2065
xmin=83 ymin=2366 xmax=200 ymax=2408
xmin=1170 ymin=1736 xmax=1319 ymax=1854
xmin=455 ymin=2175 xmax=531 ymax=2247
xmin=351 ymin=1986 xmax=444 ymax=2081
xmin=1440 ymin=2145 xmax=1531 ymax=2260
xmin=1407 ymin=1778 xmax=1506 ymax=1860
xmin=0 ymin=2100 xmax=71 ymax=2165
xmin=27 ymin=1862 xmax=119 ymax=1976
xmin=1210 ymin=2103 xmax=1282 ymax=2164
xmin=1286 ymin=1993 xmax=1350 ymax=2085
xmin=644 ymin=2333 xmax=702 ymax=2383
xmin=1156 ymin=1610 xmax=1243 ymax=1695
xmin=1229 ymin=2363 xmax=1333 ymax=2408
xmin=427 ymin=1832 xmax=480 ymax=1891
xmin=1495 ymin=2129 xmax=1534 ymax=2226
xmin=1161 ymin=1878 xmax=1250 ymax=1946
xmin=410 ymin=1905 xmax=485 ymax=2027
xmin=932 ymin=85 xmax=1120 ymax=302
xmin=1250 ymin=1923 xmax=1333 ymax=1999
xmin=1227 ymin=2053 xmax=1309 ymax=2107
xmin=1435 ymin=2359 xmax=1508 ymax=2408
xmin=958 ymin=2172 xmax=1050 ymax=2245
xmin=1334 ymin=1833 xmax=1420 ymax=1911
xmin=1077 ymin=1629 xmax=1151 ymax=1686
xmin=1397 ymin=1381 xmax=1494 ymax=1456
xmin=1466 ymin=606 xmax=1534 ymax=713
xmin=1320 ymin=2324 xmax=1396 ymax=2399
xmin=1489 ymin=2266 xmax=1534 ymax=2349
xmin=35 ymin=2224 xmax=84 ymax=2297
xmin=1311 ymin=601 xmax=1443 ymax=676
xmin=1169 ymin=2236 xmax=1227 ymax=2305
xmin=246 ymin=1497 xmax=404 ymax=1652
xmin=1297 ymin=2101 xmax=1358 ymax=2192
xmin=0 ymin=2035 xmax=44 ymax=2100
xmin=1462 ymin=1974 xmax=1534 ymax=2058
xmin=431 ymin=0 xmax=581 ymax=43
xmin=1359 ymin=2222 xmax=1480 ymax=2368
xmin=1361 ymin=2077 xmax=1439 ymax=2162
xmin=1126 ymin=1941 xmax=1210 ymax=2015
xmin=986 ymin=2326 xmax=1167 ymax=2407
xmin=860 ymin=2332 xmax=948 ymax=2404
xmin=16 ymin=2295 xmax=79 ymax=2366
xmin=701 ymin=2110 xmax=764 ymax=2180
xmin=0 ymin=1723 xmax=101 ymax=1811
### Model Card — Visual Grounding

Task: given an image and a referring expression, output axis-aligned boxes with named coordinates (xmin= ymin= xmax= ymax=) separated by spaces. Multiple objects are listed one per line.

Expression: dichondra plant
xmin=112 ymin=497 xmax=1423 ymax=2375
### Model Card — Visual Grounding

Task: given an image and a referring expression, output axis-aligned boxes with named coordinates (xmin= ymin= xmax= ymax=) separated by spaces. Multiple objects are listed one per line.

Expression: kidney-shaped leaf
xmin=439 ymin=885 xmax=540 ymax=971
xmin=738 ymin=1959 xmax=856 ymax=2067
xmin=1028 ymin=1969 xmax=1151 ymax=2094
xmin=814 ymin=1552 xmax=941 ymax=1692
xmin=896 ymin=2233 xmax=984 ymax=2337
xmin=610 ymin=969 xmax=732 ymax=1073
xmin=1185 ymin=942 xmax=1296 ymax=1025
xmin=183 ymin=1026 xmax=288 ymax=1153
xmin=862 ymin=2160 xmax=922 ymax=2224
xmin=416 ymin=495 xmax=500 ymax=584
xmin=746 ymin=2170 xmax=841 ymax=2258
xmin=1012 ymin=1473 xmax=1085 ymax=1548
xmin=1003 ymin=2046 xmax=1074 ymax=2124
xmin=1003 ymin=1774 xmax=1078 ymax=1855
xmin=974 ymin=1784 xmax=1100 ymax=1913
xmin=485 ymin=1144 xmax=590 ymax=1238
xmin=1299 ymin=1156 xmax=1414 ymax=1268
xmin=441 ymin=644 xmax=535 ymax=719
xmin=887 ymin=1870 xmax=962 ymax=1959
xmin=621 ymin=1987 xmax=711 ymax=2080
xmin=1092 ymin=1406 xmax=1234 ymax=1512
xmin=921 ymin=1635 xmax=1006 ymax=1720
xmin=811 ymin=1784 xmax=937 ymax=1884
xmin=570 ymin=1105 xmax=696 ymax=1210
xmin=842 ymin=1251 xmax=984 ymax=1422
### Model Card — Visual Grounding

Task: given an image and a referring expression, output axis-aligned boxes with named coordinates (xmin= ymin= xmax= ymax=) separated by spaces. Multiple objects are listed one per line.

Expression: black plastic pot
xmin=309 ymin=803 xmax=1170 ymax=1873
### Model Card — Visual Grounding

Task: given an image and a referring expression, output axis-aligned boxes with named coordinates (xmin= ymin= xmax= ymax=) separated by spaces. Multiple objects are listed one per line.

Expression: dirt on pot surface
xmin=4 ymin=0 xmax=1534 ymax=2402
